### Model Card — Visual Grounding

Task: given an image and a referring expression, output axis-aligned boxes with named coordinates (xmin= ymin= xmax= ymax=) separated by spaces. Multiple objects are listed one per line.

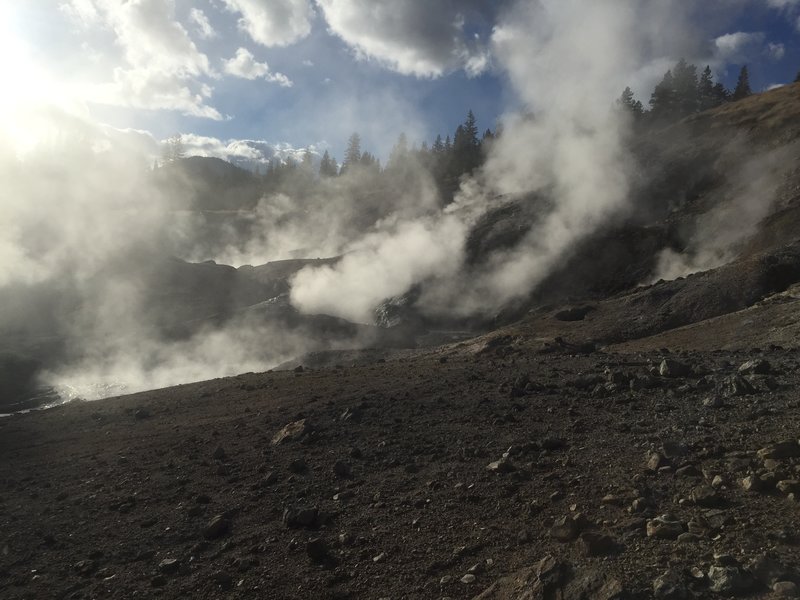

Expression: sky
xmin=2 ymin=0 xmax=799 ymax=165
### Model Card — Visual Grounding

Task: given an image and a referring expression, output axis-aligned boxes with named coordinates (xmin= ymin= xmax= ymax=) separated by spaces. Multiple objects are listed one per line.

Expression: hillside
xmin=4 ymin=85 xmax=800 ymax=599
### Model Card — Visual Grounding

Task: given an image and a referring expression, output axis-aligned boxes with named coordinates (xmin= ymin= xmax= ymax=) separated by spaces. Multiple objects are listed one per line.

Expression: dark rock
xmin=283 ymin=506 xmax=320 ymax=530
xmin=773 ymin=582 xmax=800 ymax=598
xmin=776 ymin=480 xmax=800 ymax=495
xmin=288 ymin=458 xmax=307 ymax=473
xmin=738 ymin=359 xmax=770 ymax=375
xmin=578 ymin=532 xmax=620 ymax=556
xmin=707 ymin=565 xmax=752 ymax=595
xmin=747 ymin=554 xmax=793 ymax=587
xmin=758 ymin=442 xmax=800 ymax=460
xmin=203 ymin=515 xmax=231 ymax=540
xmin=653 ymin=569 xmax=691 ymax=599
xmin=721 ymin=375 xmax=756 ymax=397
xmin=73 ymin=560 xmax=96 ymax=577
xmin=691 ymin=485 xmax=724 ymax=508
xmin=660 ymin=359 xmax=691 ymax=378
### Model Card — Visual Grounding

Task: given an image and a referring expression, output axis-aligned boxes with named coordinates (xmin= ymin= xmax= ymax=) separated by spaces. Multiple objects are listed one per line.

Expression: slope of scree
xmin=2 ymin=345 xmax=800 ymax=599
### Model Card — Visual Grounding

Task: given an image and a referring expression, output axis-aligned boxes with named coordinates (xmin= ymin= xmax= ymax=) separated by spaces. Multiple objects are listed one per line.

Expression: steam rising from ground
xmin=290 ymin=0 xmax=683 ymax=319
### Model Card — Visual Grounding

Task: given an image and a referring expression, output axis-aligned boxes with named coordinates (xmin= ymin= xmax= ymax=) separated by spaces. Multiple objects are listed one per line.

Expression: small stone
xmin=203 ymin=515 xmax=231 ymax=540
xmin=158 ymin=558 xmax=180 ymax=575
xmin=758 ymin=442 xmax=800 ymax=460
xmin=646 ymin=515 xmax=684 ymax=540
xmin=579 ymin=531 xmax=619 ymax=556
xmin=460 ymin=574 xmax=476 ymax=584
xmin=721 ymin=375 xmax=756 ymax=397
xmin=550 ymin=515 xmax=581 ymax=542
xmin=373 ymin=552 xmax=386 ymax=563
xmin=738 ymin=359 xmax=770 ymax=375
xmin=675 ymin=465 xmax=702 ymax=478
xmin=272 ymin=419 xmax=312 ymax=445
xmin=283 ymin=506 xmax=319 ymax=529
xmin=486 ymin=457 xmax=516 ymax=473
xmin=703 ymin=396 xmax=724 ymax=409
xmin=660 ymin=359 xmax=691 ymax=378
xmin=440 ymin=576 xmax=453 ymax=585
xmin=773 ymin=582 xmax=800 ymax=598
xmin=677 ymin=533 xmax=702 ymax=544
xmin=741 ymin=474 xmax=764 ymax=492
xmin=776 ymin=480 xmax=800 ymax=495
xmin=691 ymin=485 xmax=723 ymax=508
xmin=647 ymin=452 xmax=667 ymax=471
xmin=707 ymin=565 xmax=751 ymax=595
xmin=653 ymin=569 xmax=690 ymax=599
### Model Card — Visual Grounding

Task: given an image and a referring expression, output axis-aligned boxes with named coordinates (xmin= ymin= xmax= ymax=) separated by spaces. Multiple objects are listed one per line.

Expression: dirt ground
xmin=2 ymin=335 xmax=799 ymax=599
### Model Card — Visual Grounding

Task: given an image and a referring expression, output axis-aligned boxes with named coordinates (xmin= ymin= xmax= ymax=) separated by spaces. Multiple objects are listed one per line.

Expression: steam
xmin=290 ymin=0 xmax=688 ymax=319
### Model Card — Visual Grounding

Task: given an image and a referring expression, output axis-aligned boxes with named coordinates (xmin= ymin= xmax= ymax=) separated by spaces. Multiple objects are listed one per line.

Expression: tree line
xmin=256 ymin=109 xmax=495 ymax=205
xmin=618 ymin=61 xmax=755 ymax=126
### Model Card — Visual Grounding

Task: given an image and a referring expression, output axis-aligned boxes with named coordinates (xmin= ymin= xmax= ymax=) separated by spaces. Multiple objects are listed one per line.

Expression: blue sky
xmin=3 ymin=1 xmax=799 ymax=165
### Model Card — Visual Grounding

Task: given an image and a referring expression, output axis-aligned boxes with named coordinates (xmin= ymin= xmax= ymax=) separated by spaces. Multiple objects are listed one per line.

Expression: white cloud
xmin=315 ymin=0 xmax=495 ymax=78
xmin=189 ymin=8 xmax=217 ymax=39
xmin=765 ymin=0 xmax=800 ymax=8
xmin=223 ymin=48 xmax=293 ymax=86
xmin=221 ymin=0 xmax=314 ymax=47
xmin=60 ymin=0 xmax=222 ymax=119
xmin=714 ymin=31 xmax=766 ymax=63
xmin=767 ymin=41 xmax=786 ymax=60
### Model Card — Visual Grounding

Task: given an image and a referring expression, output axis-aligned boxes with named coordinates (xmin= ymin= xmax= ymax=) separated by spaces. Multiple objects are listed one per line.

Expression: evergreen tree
xmin=649 ymin=70 xmax=677 ymax=122
xmin=672 ymin=59 xmax=698 ymax=116
xmin=617 ymin=86 xmax=644 ymax=118
xmin=319 ymin=150 xmax=338 ymax=177
xmin=697 ymin=66 xmax=716 ymax=111
xmin=340 ymin=133 xmax=362 ymax=174
xmin=712 ymin=82 xmax=730 ymax=105
xmin=432 ymin=134 xmax=444 ymax=153
xmin=732 ymin=66 xmax=752 ymax=101
xmin=444 ymin=135 xmax=452 ymax=152
xmin=387 ymin=133 xmax=409 ymax=171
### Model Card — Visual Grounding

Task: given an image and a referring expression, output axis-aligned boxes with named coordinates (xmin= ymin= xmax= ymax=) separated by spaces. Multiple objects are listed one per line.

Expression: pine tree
xmin=432 ymin=134 xmax=444 ymax=153
xmin=444 ymin=135 xmax=452 ymax=152
xmin=732 ymin=66 xmax=752 ymax=101
xmin=617 ymin=86 xmax=644 ymax=118
xmin=340 ymin=133 xmax=362 ymax=174
xmin=672 ymin=59 xmax=698 ymax=116
xmin=697 ymin=66 xmax=716 ymax=111
xmin=713 ymin=82 xmax=730 ymax=105
xmin=649 ymin=70 xmax=677 ymax=122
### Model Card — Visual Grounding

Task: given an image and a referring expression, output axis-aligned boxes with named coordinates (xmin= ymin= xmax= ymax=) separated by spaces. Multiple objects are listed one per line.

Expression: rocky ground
xmin=2 ymin=335 xmax=800 ymax=599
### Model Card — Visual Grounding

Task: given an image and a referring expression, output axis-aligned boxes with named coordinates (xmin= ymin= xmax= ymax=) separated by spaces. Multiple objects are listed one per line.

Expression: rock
xmin=675 ymin=465 xmax=702 ymax=478
xmin=653 ymin=569 xmax=691 ymax=599
xmin=306 ymin=538 xmax=329 ymax=564
xmin=660 ymin=359 xmax=691 ymax=378
xmin=776 ymin=480 xmax=800 ymax=494
xmin=647 ymin=451 xmax=668 ymax=471
xmin=333 ymin=461 xmax=352 ymax=478
xmin=283 ymin=506 xmax=320 ymax=530
xmin=774 ymin=582 xmax=800 ymax=598
xmin=473 ymin=555 xmax=625 ymax=600
xmin=646 ymin=515 xmax=684 ymax=540
xmin=721 ymin=375 xmax=756 ymax=397
xmin=578 ymin=532 xmax=619 ymax=557
xmin=758 ymin=442 xmax=800 ymax=460
xmin=741 ymin=474 xmax=764 ymax=492
xmin=738 ymin=359 xmax=770 ymax=375
xmin=272 ymin=419 xmax=312 ymax=445
xmin=73 ymin=560 xmax=96 ymax=577
xmin=748 ymin=554 xmax=793 ymax=587
xmin=703 ymin=396 xmax=724 ymax=409
xmin=676 ymin=533 xmax=702 ymax=544
xmin=373 ymin=552 xmax=386 ymax=563
xmin=486 ymin=457 xmax=516 ymax=473
xmin=440 ymin=575 xmax=453 ymax=585
xmin=707 ymin=565 xmax=752 ymax=595
xmin=158 ymin=558 xmax=180 ymax=575
xmin=691 ymin=485 xmax=724 ymax=508
xmin=550 ymin=515 xmax=580 ymax=542
xmin=461 ymin=574 xmax=476 ymax=584
xmin=203 ymin=515 xmax=231 ymax=540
